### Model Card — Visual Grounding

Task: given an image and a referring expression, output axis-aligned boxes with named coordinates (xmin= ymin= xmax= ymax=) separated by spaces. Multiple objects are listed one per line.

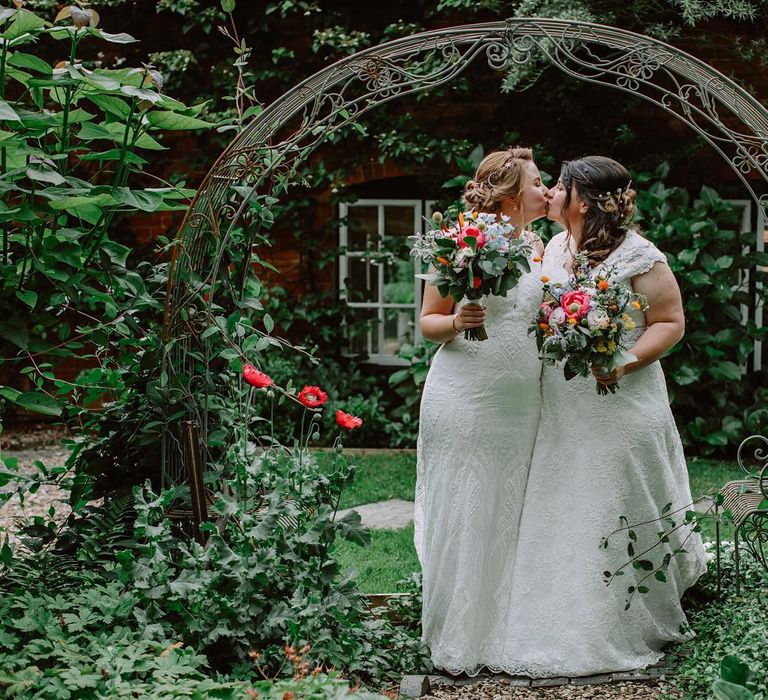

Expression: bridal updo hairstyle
xmin=462 ymin=147 xmax=534 ymax=214
xmin=560 ymin=155 xmax=637 ymax=267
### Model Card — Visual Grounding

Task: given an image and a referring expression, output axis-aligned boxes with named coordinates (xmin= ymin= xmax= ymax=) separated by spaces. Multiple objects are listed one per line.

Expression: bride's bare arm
xmin=625 ymin=262 xmax=685 ymax=371
xmin=419 ymin=281 xmax=486 ymax=344
xmin=593 ymin=262 xmax=684 ymax=383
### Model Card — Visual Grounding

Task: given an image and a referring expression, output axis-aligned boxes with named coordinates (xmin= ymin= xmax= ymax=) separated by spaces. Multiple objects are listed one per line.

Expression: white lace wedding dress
xmin=499 ymin=229 xmax=708 ymax=677
xmin=414 ymin=240 xmax=544 ymax=675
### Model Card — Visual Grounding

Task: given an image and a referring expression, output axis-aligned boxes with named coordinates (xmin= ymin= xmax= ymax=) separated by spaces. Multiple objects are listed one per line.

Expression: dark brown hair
xmin=560 ymin=155 xmax=637 ymax=266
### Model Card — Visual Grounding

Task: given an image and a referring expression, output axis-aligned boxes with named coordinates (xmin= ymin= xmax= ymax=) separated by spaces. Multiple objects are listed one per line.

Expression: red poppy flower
xmin=242 ymin=364 xmax=273 ymax=388
xmin=297 ymin=385 xmax=327 ymax=408
xmin=336 ymin=409 xmax=363 ymax=430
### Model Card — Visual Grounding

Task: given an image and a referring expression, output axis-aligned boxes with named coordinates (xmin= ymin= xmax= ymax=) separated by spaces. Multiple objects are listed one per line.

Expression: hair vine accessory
xmin=599 ymin=180 xmax=632 ymax=198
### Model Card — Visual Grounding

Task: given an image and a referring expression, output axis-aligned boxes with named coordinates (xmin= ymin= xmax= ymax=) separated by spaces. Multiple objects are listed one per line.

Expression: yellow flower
xmin=607 ymin=340 xmax=617 ymax=351
xmin=596 ymin=344 xmax=608 ymax=353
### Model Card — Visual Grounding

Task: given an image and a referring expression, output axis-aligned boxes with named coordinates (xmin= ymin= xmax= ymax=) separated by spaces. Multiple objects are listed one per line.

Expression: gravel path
xmin=0 ymin=426 xmax=72 ymax=543
xmin=422 ymin=679 xmax=673 ymax=699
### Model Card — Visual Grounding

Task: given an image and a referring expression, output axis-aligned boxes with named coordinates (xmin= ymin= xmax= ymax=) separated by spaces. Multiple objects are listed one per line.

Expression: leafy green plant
xmin=638 ymin=168 xmax=768 ymax=453
xmin=0 ymin=3 xmax=212 ymax=427
xmin=670 ymin=541 xmax=767 ymax=700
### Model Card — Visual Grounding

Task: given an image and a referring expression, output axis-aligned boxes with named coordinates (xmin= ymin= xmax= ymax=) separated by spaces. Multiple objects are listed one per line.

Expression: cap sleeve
xmin=610 ymin=230 xmax=668 ymax=280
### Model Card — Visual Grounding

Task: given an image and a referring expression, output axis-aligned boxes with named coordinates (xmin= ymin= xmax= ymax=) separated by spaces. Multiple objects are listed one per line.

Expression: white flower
xmin=459 ymin=247 xmax=475 ymax=260
xmin=587 ymin=308 xmax=610 ymax=330
xmin=549 ymin=308 xmax=566 ymax=327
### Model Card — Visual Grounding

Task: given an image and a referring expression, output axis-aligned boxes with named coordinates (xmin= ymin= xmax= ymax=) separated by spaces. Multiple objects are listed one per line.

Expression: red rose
xmin=243 ymin=364 xmax=273 ymax=388
xmin=472 ymin=275 xmax=482 ymax=289
xmin=336 ymin=409 xmax=363 ymax=430
xmin=560 ymin=290 xmax=591 ymax=320
xmin=457 ymin=227 xmax=487 ymax=250
xmin=298 ymin=385 xmax=328 ymax=408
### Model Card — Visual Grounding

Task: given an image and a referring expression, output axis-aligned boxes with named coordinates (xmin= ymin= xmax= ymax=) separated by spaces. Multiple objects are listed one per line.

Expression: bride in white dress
xmin=502 ymin=156 xmax=707 ymax=677
xmin=415 ymin=147 xmax=548 ymax=675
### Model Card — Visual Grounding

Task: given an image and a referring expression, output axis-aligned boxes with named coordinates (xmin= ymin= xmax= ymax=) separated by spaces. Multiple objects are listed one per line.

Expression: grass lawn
xmin=332 ymin=452 xmax=748 ymax=593
xmin=314 ymin=451 xmax=417 ymax=509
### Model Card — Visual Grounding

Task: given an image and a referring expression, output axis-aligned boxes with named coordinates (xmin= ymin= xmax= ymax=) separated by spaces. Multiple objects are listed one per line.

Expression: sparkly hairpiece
xmin=598 ymin=180 xmax=632 ymax=199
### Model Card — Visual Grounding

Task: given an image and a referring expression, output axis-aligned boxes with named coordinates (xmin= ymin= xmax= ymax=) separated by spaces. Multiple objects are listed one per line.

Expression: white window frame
xmin=339 ymin=199 xmax=426 ymax=365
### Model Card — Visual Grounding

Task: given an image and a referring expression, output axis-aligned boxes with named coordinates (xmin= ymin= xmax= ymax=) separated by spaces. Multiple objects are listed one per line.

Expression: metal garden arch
xmin=160 ymin=18 xmax=768 ymax=491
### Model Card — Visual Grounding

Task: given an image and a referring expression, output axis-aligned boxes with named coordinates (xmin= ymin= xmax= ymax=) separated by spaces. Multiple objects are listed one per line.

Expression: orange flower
xmin=539 ymin=322 xmax=549 ymax=331
xmin=540 ymin=275 xmax=549 ymax=283
xmin=610 ymin=304 xmax=618 ymax=311
xmin=567 ymin=317 xmax=578 ymax=325
xmin=597 ymin=279 xmax=609 ymax=291
xmin=532 ymin=256 xmax=543 ymax=263
xmin=631 ymin=300 xmax=642 ymax=309
xmin=436 ymin=256 xmax=450 ymax=266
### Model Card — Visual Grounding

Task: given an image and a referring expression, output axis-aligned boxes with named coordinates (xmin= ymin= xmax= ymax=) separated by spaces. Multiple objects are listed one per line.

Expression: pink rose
xmin=560 ymin=290 xmax=591 ymax=320
xmin=457 ymin=227 xmax=487 ymax=250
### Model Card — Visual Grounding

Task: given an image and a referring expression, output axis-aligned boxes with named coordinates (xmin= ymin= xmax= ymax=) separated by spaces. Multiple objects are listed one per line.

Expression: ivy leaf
xmin=15 ymin=289 xmax=37 ymax=308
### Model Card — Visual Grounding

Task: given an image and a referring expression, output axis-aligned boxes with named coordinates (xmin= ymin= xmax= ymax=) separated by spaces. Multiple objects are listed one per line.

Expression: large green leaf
xmin=85 ymin=28 xmax=138 ymax=43
xmin=2 ymin=9 xmax=46 ymax=41
xmin=721 ymin=656 xmax=752 ymax=686
xmin=0 ymin=99 xmax=20 ymax=122
xmin=112 ymin=187 xmax=165 ymax=212
xmin=146 ymin=111 xmax=214 ymax=131
xmin=26 ymin=166 xmax=65 ymax=185
xmin=7 ymin=51 xmax=52 ymax=75
xmin=712 ymin=680 xmax=754 ymax=700
xmin=15 ymin=391 xmax=61 ymax=417
xmin=84 ymin=93 xmax=132 ymax=119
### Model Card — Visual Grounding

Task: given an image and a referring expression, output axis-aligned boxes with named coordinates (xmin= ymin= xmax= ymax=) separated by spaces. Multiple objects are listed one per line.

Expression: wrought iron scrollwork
xmin=160 ymin=18 xmax=768 ymax=488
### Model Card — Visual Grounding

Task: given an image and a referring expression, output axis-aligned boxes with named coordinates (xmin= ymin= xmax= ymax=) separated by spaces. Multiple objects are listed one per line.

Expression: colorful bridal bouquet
xmin=409 ymin=209 xmax=532 ymax=341
xmin=529 ymin=255 xmax=648 ymax=395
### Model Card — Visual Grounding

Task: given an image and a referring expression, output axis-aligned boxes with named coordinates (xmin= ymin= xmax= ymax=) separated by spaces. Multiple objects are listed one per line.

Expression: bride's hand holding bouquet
xmin=529 ymin=253 xmax=647 ymax=394
xmin=410 ymin=209 xmax=532 ymax=341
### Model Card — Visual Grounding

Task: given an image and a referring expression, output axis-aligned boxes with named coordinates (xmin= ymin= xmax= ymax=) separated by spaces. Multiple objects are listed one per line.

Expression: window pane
xmin=384 ymin=205 xmax=415 ymax=238
xmin=347 ymin=205 xmax=378 ymax=251
xmin=346 ymin=257 xmax=378 ymax=302
xmin=383 ymin=258 xmax=415 ymax=304
xmin=383 ymin=307 xmax=414 ymax=355
xmin=347 ymin=308 xmax=379 ymax=356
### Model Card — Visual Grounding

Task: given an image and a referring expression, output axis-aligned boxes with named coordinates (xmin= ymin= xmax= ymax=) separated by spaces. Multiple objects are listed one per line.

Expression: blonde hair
xmin=462 ymin=147 xmax=534 ymax=213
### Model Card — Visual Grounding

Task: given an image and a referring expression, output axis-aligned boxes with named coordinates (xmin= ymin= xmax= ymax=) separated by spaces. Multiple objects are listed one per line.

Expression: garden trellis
xmin=160 ymin=18 xmax=768 ymax=492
